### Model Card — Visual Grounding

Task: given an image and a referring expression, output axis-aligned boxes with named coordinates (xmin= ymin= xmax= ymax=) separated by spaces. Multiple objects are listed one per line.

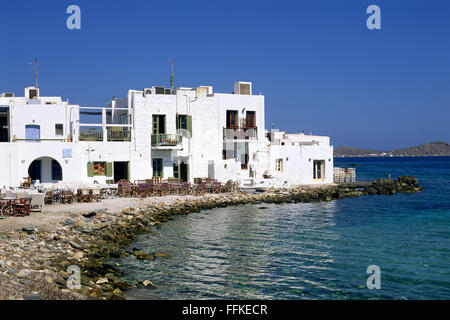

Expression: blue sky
xmin=0 ymin=0 xmax=449 ymax=150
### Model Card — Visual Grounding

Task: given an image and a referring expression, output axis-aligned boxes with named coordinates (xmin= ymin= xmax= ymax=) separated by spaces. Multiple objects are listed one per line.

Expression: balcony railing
xmin=107 ymin=127 xmax=131 ymax=142
xmin=223 ymin=127 xmax=258 ymax=140
xmin=79 ymin=128 xmax=103 ymax=141
xmin=151 ymin=133 xmax=182 ymax=147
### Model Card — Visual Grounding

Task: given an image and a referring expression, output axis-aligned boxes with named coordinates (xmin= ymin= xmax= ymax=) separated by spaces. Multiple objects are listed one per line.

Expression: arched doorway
xmin=28 ymin=157 xmax=63 ymax=183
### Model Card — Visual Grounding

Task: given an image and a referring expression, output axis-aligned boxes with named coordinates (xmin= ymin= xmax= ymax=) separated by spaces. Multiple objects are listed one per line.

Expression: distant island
xmin=334 ymin=141 xmax=450 ymax=157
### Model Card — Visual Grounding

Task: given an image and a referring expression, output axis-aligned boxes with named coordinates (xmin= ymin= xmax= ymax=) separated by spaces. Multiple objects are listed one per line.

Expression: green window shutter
xmin=176 ymin=114 xmax=180 ymax=130
xmin=105 ymin=162 xmax=113 ymax=177
xmin=163 ymin=115 xmax=166 ymax=134
xmin=152 ymin=115 xmax=158 ymax=134
xmin=187 ymin=115 xmax=192 ymax=138
xmin=87 ymin=163 xmax=94 ymax=177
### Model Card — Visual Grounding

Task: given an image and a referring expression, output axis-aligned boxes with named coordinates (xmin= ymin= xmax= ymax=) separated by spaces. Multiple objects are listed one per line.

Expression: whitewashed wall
xmin=269 ymin=144 xmax=334 ymax=185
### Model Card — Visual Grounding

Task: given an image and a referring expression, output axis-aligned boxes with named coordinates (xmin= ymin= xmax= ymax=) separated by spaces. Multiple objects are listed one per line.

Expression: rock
xmin=121 ymin=208 xmax=135 ymax=216
xmin=114 ymin=281 xmax=131 ymax=291
xmin=142 ymin=280 xmax=156 ymax=288
xmin=153 ymin=252 xmax=172 ymax=258
xmin=82 ymin=211 xmax=97 ymax=218
xmin=69 ymin=241 xmax=83 ymax=250
xmin=90 ymin=287 xmax=103 ymax=297
xmin=71 ymin=252 xmax=84 ymax=260
xmin=17 ymin=269 xmax=33 ymax=278
xmin=63 ymin=219 xmax=75 ymax=226
xmin=23 ymin=293 xmax=43 ymax=300
xmin=7 ymin=269 xmax=18 ymax=276
xmin=133 ymin=251 xmax=154 ymax=260
xmin=113 ymin=288 xmax=122 ymax=295
xmin=91 ymin=223 xmax=108 ymax=230
xmin=96 ymin=278 xmax=109 ymax=284
xmin=22 ymin=225 xmax=37 ymax=234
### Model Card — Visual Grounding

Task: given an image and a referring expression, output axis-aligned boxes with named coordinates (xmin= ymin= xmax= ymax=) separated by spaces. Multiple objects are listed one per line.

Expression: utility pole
xmin=170 ymin=60 xmax=174 ymax=92
xmin=27 ymin=57 xmax=38 ymax=88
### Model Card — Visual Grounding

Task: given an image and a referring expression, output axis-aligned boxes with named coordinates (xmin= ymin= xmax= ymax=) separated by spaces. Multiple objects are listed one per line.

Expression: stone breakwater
xmin=0 ymin=176 xmax=422 ymax=300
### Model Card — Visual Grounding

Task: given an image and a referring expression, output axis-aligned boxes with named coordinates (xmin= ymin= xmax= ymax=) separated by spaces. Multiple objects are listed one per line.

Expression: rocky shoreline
xmin=0 ymin=176 xmax=423 ymax=300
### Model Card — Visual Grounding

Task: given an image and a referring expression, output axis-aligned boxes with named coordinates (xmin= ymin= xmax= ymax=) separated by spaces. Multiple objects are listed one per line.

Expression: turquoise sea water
xmin=116 ymin=157 xmax=450 ymax=299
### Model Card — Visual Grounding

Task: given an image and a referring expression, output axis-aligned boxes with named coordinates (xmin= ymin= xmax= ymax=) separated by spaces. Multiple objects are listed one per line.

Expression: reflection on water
xmin=115 ymin=157 xmax=450 ymax=299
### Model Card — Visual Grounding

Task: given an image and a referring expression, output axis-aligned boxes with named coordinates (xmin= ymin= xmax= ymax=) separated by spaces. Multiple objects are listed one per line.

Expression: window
xmin=152 ymin=115 xmax=166 ymax=134
xmin=94 ymin=162 xmax=106 ymax=176
xmin=177 ymin=115 xmax=187 ymax=130
xmin=226 ymin=110 xmax=238 ymax=129
xmin=55 ymin=124 xmax=64 ymax=136
xmin=0 ymin=107 xmax=9 ymax=142
xmin=176 ymin=114 xmax=192 ymax=137
xmin=276 ymin=159 xmax=283 ymax=172
xmin=313 ymin=160 xmax=325 ymax=180
xmin=241 ymin=154 xmax=249 ymax=170
xmin=173 ymin=162 xmax=180 ymax=179
xmin=153 ymin=158 xmax=163 ymax=177
xmin=87 ymin=162 xmax=112 ymax=177
xmin=245 ymin=111 xmax=255 ymax=128
xmin=25 ymin=124 xmax=40 ymax=142
xmin=51 ymin=160 xmax=62 ymax=181
xmin=29 ymin=89 xmax=38 ymax=99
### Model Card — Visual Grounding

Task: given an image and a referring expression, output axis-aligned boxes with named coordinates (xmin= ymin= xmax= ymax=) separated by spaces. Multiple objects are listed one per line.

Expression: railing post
xmin=102 ymin=109 xmax=107 ymax=142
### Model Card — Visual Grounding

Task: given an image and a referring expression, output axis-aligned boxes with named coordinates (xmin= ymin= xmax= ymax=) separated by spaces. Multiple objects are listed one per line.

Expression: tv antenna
xmin=27 ymin=57 xmax=39 ymax=88
xmin=170 ymin=60 xmax=174 ymax=92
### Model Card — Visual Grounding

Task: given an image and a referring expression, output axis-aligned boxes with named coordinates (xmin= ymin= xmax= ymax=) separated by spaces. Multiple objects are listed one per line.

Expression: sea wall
xmin=0 ymin=176 xmax=423 ymax=300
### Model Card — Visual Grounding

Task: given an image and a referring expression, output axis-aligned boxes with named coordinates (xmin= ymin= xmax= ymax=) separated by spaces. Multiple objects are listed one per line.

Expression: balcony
xmin=151 ymin=133 xmax=182 ymax=147
xmin=79 ymin=128 xmax=103 ymax=141
xmin=107 ymin=127 xmax=131 ymax=142
xmin=223 ymin=127 xmax=258 ymax=140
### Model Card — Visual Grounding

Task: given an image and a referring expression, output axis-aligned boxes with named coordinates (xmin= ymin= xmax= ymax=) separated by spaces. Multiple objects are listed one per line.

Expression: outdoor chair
xmin=193 ymin=183 xmax=207 ymax=196
xmin=61 ymin=190 xmax=74 ymax=204
xmin=78 ymin=189 xmax=93 ymax=203
xmin=12 ymin=198 xmax=31 ymax=217
xmin=212 ymin=182 xmax=222 ymax=193
xmin=92 ymin=189 xmax=102 ymax=202
xmin=30 ymin=194 xmax=45 ymax=212
xmin=152 ymin=176 xmax=162 ymax=184
xmin=160 ymin=183 xmax=169 ymax=196
xmin=1 ymin=200 xmax=13 ymax=217
xmin=44 ymin=191 xmax=53 ymax=205
xmin=181 ymin=182 xmax=191 ymax=196
xmin=224 ymin=180 xmax=234 ymax=193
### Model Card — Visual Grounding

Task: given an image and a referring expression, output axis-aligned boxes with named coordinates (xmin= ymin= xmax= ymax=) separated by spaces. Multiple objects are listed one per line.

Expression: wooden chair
xmin=12 ymin=198 xmax=31 ymax=217
xmin=213 ymin=182 xmax=222 ymax=193
xmin=92 ymin=189 xmax=102 ymax=202
xmin=160 ymin=183 xmax=169 ymax=196
xmin=152 ymin=176 xmax=162 ymax=184
xmin=78 ymin=189 xmax=93 ymax=203
xmin=224 ymin=180 xmax=234 ymax=193
xmin=138 ymin=183 xmax=152 ymax=198
xmin=1 ymin=200 xmax=13 ymax=217
xmin=181 ymin=182 xmax=191 ymax=196
xmin=61 ymin=190 xmax=74 ymax=204
xmin=44 ymin=191 xmax=53 ymax=205
xmin=193 ymin=183 xmax=207 ymax=196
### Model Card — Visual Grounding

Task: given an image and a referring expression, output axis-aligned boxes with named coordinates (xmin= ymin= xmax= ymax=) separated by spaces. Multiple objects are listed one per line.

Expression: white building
xmin=0 ymin=82 xmax=333 ymax=188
